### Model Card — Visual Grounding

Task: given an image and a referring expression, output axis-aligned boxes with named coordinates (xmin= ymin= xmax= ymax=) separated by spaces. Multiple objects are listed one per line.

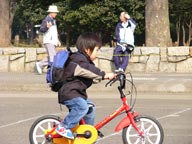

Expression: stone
xmin=0 ymin=48 xmax=3 ymax=55
xmin=0 ymin=55 xmax=9 ymax=72
xmin=17 ymin=48 xmax=25 ymax=54
xmin=10 ymin=57 xmax=25 ymax=72
xmin=133 ymin=47 xmax=141 ymax=55
xmin=168 ymin=56 xmax=188 ymax=62
xmin=127 ymin=63 xmax=145 ymax=72
xmin=159 ymin=62 xmax=175 ymax=72
xmin=37 ymin=48 xmax=46 ymax=54
xmin=10 ymin=54 xmax=24 ymax=61
xmin=129 ymin=56 xmax=139 ymax=63
xmin=97 ymin=48 xmax=113 ymax=61
xmin=168 ymin=46 xmax=189 ymax=56
xmin=36 ymin=53 xmax=47 ymax=61
xmin=25 ymin=62 xmax=36 ymax=72
xmin=3 ymin=48 xmax=17 ymax=55
xmin=98 ymin=59 xmax=114 ymax=72
xmin=160 ymin=47 xmax=167 ymax=62
xmin=147 ymin=55 xmax=160 ymax=64
xmin=93 ymin=59 xmax=99 ymax=67
xmin=146 ymin=63 xmax=159 ymax=72
xmin=176 ymin=58 xmax=192 ymax=72
xmin=139 ymin=56 xmax=148 ymax=63
xmin=146 ymin=55 xmax=160 ymax=72
xmin=189 ymin=47 xmax=192 ymax=56
xmin=141 ymin=47 xmax=160 ymax=55
xmin=25 ymin=48 xmax=37 ymax=62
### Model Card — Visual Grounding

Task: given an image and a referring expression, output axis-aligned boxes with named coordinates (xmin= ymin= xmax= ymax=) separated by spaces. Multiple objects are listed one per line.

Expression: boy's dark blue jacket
xmin=58 ymin=51 xmax=105 ymax=103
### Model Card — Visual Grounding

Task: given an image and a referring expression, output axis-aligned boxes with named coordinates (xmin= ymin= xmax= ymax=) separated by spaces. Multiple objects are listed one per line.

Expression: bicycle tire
xmin=29 ymin=115 xmax=62 ymax=144
xmin=122 ymin=115 xmax=164 ymax=144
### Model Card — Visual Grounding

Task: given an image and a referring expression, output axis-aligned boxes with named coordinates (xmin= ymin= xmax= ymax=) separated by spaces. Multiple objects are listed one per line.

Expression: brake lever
xmin=105 ymin=79 xmax=114 ymax=87
xmin=105 ymin=72 xmax=124 ymax=87
xmin=109 ymin=77 xmax=119 ymax=86
xmin=105 ymin=74 xmax=120 ymax=87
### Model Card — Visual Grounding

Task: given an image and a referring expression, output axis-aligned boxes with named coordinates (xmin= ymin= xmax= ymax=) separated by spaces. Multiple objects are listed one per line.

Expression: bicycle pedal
xmin=98 ymin=131 xmax=104 ymax=138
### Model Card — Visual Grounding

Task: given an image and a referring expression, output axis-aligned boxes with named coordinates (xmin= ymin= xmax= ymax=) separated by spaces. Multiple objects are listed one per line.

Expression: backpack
xmin=46 ymin=49 xmax=70 ymax=92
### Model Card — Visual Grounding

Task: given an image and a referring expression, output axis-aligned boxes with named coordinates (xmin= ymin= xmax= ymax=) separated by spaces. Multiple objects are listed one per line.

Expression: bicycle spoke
xmin=129 ymin=134 xmax=139 ymax=137
xmin=48 ymin=122 xmax=51 ymax=129
xmin=141 ymin=121 xmax=145 ymax=130
xmin=39 ymin=125 xmax=45 ymax=132
xmin=41 ymin=138 xmax=46 ymax=144
xmin=148 ymin=133 xmax=158 ymax=136
xmin=135 ymin=137 xmax=141 ymax=144
xmin=145 ymin=124 xmax=153 ymax=132
xmin=35 ymin=134 xmax=45 ymax=138
xmin=146 ymin=137 xmax=153 ymax=144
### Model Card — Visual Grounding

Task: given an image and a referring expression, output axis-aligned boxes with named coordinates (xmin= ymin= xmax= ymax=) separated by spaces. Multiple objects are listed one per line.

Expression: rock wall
xmin=0 ymin=47 xmax=192 ymax=73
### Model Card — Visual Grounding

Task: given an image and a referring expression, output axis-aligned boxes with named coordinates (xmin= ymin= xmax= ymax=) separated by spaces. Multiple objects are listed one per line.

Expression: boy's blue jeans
xmin=61 ymin=97 xmax=95 ymax=129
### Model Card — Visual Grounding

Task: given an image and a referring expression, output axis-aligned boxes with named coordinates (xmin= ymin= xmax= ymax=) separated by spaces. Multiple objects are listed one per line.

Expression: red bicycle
xmin=29 ymin=72 xmax=164 ymax=144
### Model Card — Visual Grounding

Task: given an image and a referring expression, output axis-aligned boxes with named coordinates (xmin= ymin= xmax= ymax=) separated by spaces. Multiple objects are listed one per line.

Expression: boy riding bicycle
xmin=55 ymin=32 xmax=116 ymax=139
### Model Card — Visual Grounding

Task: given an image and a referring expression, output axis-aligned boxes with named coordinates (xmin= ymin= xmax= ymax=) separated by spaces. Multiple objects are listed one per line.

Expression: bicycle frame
xmin=47 ymin=97 xmax=141 ymax=140
xmin=50 ymin=73 xmax=143 ymax=139
xmin=94 ymin=96 xmax=141 ymax=134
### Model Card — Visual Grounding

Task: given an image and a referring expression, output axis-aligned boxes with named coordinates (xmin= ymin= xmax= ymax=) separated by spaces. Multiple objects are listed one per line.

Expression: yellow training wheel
xmin=50 ymin=125 xmax=98 ymax=144
xmin=72 ymin=125 xmax=98 ymax=144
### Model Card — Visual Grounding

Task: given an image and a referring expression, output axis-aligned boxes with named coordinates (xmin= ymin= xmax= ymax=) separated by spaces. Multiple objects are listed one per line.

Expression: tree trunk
xmin=145 ymin=0 xmax=171 ymax=47
xmin=175 ymin=18 xmax=181 ymax=46
xmin=186 ymin=19 xmax=192 ymax=46
xmin=182 ymin=24 xmax=186 ymax=46
xmin=0 ymin=0 xmax=15 ymax=47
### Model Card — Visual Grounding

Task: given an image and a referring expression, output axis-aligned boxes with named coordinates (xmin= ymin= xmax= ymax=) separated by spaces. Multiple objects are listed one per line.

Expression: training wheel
xmin=72 ymin=125 xmax=98 ymax=144
xmin=51 ymin=125 xmax=98 ymax=144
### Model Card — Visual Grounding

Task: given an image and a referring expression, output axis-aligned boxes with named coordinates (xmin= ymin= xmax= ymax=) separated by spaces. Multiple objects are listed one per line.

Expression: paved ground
xmin=0 ymin=72 xmax=192 ymax=144
xmin=0 ymin=91 xmax=191 ymax=144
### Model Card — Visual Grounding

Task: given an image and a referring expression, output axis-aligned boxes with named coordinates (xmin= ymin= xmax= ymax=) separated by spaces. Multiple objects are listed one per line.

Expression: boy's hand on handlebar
xmin=104 ymin=73 xmax=117 ymax=80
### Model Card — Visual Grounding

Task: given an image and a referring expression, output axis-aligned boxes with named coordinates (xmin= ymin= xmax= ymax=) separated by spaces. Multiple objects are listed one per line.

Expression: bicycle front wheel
xmin=122 ymin=115 xmax=164 ymax=144
xmin=29 ymin=115 xmax=62 ymax=144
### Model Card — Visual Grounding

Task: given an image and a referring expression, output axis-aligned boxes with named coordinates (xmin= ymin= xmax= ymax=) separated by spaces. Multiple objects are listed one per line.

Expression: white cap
xmin=47 ymin=5 xmax=59 ymax=13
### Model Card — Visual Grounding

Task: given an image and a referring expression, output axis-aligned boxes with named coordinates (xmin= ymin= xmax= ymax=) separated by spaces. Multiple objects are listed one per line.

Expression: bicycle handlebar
xmin=105 ymin=72 xmax=126 ymax=88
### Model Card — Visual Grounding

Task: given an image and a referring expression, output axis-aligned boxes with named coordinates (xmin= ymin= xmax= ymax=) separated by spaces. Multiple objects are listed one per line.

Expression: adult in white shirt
xmin=113 ymin=12 xmax=137 ymax=72
xmin=36 ymin=5 xmax=61 ymax=74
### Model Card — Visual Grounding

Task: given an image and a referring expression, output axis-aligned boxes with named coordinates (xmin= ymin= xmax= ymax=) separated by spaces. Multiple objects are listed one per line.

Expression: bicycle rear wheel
xmin=29 ymin=115 xmax=62 ymax=144
xmin=122 ymin=115 xmax=164 ymax=144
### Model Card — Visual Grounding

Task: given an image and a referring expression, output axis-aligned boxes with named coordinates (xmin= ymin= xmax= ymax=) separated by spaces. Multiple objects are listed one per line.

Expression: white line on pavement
xmin=0 ymin=106 xmax=103 ymax=129
xmin=157 ymin=107 xmax=191 ymax=120
xmin=0 ymin=113 xmax=62 ymax=129
xmin=133 ymin=77 xmax=157 ymax=81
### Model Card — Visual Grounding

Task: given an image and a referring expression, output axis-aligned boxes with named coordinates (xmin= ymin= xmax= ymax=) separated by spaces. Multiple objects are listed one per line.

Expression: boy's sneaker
xmin=35 ymin=62 xmax=42 ymax=74
xmin=55 ymin=124 xmax=74 ymax=140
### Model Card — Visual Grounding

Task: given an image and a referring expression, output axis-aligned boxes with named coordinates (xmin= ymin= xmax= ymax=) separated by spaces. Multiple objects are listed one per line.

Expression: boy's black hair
xmin=76 ymin=32 xmax=102 ymax=53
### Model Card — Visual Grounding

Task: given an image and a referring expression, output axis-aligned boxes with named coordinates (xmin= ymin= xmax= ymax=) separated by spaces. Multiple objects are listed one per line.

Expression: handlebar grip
xmin=105 ymin=79 xmax=114 ymax=87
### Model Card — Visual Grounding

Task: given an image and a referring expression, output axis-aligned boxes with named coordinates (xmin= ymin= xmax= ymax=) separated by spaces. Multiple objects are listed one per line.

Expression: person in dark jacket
xmin=55 ymin=32 xmax=116 ymax=139
xmin=113 ymin=12 xmax=137 ymax=72
xmin=35 ymin=5 xmax=61 ymax=74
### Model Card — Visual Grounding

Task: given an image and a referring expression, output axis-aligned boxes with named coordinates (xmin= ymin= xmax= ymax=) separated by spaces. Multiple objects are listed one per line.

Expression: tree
xmin=145 ymin=0 xmax=171 ymax=47
xmin=0 ymin=0 xmax=16 ymax=47
xmin=169 ymin=0 xmax=192 ymax=46
xmin=62 ymin=0 xmax=145 ymax=46
xmin=13 ymin=0 xmax=145 ymax=46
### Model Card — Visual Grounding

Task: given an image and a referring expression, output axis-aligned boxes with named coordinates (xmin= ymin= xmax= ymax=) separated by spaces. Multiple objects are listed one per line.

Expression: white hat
xmin=47 ymin=5 xmax=59 ymax=13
